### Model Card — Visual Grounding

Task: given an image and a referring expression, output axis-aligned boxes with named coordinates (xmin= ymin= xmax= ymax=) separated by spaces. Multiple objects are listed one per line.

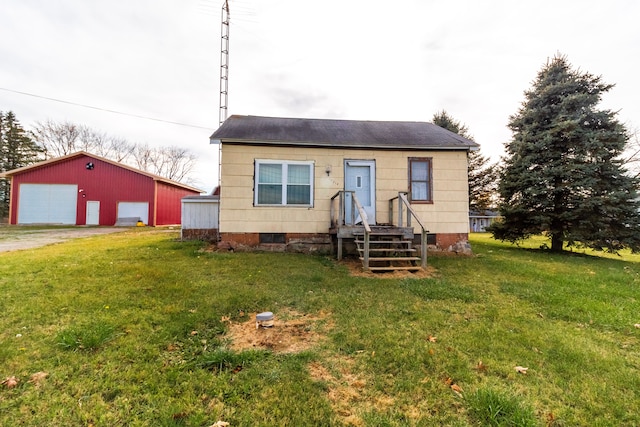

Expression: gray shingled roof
xmin=210 ymin=115 xmax=479 ymax=150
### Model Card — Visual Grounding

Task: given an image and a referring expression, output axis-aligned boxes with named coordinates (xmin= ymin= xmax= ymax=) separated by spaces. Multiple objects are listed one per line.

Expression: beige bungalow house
xmin=210 ymin=115 xmax=479 ymax=271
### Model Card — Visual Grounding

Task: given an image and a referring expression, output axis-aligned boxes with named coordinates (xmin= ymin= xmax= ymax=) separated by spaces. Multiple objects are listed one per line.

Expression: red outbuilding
xmin=1 ymin=152 xmax=202 ymax=226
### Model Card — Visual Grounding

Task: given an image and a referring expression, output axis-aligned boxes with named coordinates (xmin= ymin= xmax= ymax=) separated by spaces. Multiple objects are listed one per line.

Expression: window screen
xmin=255 ymin=160 xmax=314 ymax=206
xmin=409 ymin=158 xmax=432 ymax=202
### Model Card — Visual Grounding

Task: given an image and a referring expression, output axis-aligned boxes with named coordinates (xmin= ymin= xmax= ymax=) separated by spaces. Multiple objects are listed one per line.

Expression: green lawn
xmin=1 ymin=230 xmax=639 ymax=426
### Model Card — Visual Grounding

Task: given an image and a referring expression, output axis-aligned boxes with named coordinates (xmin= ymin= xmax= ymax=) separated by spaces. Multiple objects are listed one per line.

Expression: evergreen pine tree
xmin=468 ymin=150 xmax=497 ymax=213
xmin=490 ymin=55 xmax=640 ymax=252
xmin=0 ymin=111 xmax=43 ymax=219
xmin=432 ymin=110 xmax=473 ymax=140
xmin=432 ymin=110 xmax=497 ymax=213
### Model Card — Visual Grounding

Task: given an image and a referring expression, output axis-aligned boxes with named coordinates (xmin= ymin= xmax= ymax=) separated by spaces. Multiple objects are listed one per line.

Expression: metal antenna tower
xmin=215 ymin=0 xmax=230 ymax=195
xmin=219 ymin=0 xmax=230 ymax=127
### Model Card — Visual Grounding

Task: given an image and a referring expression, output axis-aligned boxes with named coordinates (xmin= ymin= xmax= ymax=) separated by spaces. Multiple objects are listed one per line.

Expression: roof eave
xmin=216 ymin=139 xmax=477 ymax=151
xmin=154 ymin=177 xmax=203 ymax=193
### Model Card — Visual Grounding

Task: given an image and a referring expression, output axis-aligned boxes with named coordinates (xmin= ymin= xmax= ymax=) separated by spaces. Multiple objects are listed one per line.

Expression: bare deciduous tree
xmin=130 ymin=143 xmax=154 ymax=174
xmin=130 ymin=144 xmax=197 ymax=183
xmin=30 ymin=120 xmax=197 ymax=184
xmin=32 ymin=120 xmax=80 ymax=158
xmin=78 ymin=126 xmax=134 ymax=161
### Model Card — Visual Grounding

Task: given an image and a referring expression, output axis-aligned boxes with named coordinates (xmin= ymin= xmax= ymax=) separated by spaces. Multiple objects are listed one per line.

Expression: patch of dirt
xmin=0 ymin=227 xmax=129 ymax=253
xmin=225 ymin=309 xmax=404 ymax=426
xmin=225 ymin=310 xmax=330 ymax=354
xmin=308 ymin=356 xmax=397 ymax=426
xmin=308 ymin=358 xmax=366 ymax=426
xmin=340 ymin=258 xmax=437 ymax=279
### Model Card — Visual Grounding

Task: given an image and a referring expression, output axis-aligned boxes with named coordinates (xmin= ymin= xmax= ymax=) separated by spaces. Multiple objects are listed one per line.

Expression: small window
xmin=259 ymin=233 xmax=286 ymax=244
xmin=411 ymin=233 xmax=437 ymax=245
xmin=408 ymin=157 xmax=433 ymax=203
xmin=255 ymin=160 xmax=314 ymax=206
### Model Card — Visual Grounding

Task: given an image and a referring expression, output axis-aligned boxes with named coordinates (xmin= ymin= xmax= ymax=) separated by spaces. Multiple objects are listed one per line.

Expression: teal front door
xmin=344 ymin=160 xmax=376 ymax=225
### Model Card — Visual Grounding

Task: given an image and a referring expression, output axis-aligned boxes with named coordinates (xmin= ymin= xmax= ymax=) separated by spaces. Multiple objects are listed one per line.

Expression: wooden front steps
xmin=354 ymin=228 xmax=422 ymax=272
xmin=330 ymin=191 xmax=429 ymax=271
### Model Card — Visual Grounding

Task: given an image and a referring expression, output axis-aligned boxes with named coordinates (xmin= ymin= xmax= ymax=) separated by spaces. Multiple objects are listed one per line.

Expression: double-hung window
xmin=255 ymin=160 xmax=314 ymax=206
xmin=408 ymin=157 xmax=432 ymax=203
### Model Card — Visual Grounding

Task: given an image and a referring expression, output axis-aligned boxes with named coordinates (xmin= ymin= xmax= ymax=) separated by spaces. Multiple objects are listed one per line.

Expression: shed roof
xmin=182 ymin=195 xmax=219 ymax=201
xmin=0 ymin=151 xmax=203 ymax=193
xmin=210 ymin=115 xmax=479 ymax=151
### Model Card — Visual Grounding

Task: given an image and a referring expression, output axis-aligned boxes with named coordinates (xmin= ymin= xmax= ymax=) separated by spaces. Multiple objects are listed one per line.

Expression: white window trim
xmin=254 ymin=159 xmax=315 ymax=207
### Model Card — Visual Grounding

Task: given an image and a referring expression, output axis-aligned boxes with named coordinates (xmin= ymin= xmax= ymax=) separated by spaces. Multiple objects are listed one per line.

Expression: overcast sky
xmin=2 ymin=0 xmax=639 ymax=193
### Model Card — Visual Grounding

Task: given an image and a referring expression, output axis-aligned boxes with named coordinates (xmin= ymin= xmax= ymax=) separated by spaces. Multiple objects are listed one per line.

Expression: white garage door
xmin=18 ymin=184 xmax=78 ymax=224
xmin=117 ymin=202 xmax=149 ymax=225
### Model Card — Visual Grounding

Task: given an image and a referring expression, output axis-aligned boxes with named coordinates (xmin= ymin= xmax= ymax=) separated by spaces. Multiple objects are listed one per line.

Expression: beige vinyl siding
xmin=220 ymin=144 xmax=469 ymax=234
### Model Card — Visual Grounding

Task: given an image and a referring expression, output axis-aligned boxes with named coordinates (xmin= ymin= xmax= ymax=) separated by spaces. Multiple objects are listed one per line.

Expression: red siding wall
xmin=156 ymin=183 xmax=198 ymax=225
xmin=8 ymin=154 xmax=199 ymax=226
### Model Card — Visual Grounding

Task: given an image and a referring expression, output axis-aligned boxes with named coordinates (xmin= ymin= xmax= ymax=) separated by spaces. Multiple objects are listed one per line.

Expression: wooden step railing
xmin=331 ymin=190 xmax=371 ymax=266
xmin=353 ymin=228 xmax=421 ymax=272
xmin=389 ymin=192 xmax=428 ymax=269
xmin=330 ymin=190 xmax=369 ymax=227
xmin=331 ymin=191 xmax=429 ymax=271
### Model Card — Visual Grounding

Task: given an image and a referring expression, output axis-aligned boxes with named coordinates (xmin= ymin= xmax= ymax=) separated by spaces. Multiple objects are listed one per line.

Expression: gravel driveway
xmin=0 ymin=227 xmax=129 ymax=253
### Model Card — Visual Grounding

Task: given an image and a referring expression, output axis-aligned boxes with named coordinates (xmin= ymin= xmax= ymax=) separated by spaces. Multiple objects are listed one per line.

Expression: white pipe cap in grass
xmin=256 ymin=311 xmax=274 ymax=328
xmin=256 ymin=312 xmax=273 ymax=321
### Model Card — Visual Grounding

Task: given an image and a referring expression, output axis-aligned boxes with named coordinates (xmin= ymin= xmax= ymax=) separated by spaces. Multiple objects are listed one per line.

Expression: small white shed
xmin=469 ymin=210 xmax=500 ymax=232
xmin=181 ymin=195 xmax=219 ymax=240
